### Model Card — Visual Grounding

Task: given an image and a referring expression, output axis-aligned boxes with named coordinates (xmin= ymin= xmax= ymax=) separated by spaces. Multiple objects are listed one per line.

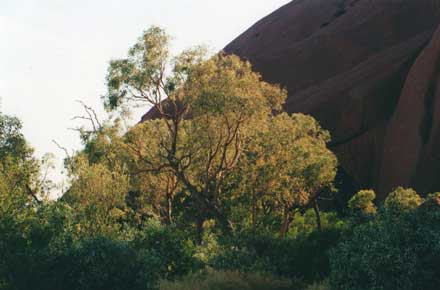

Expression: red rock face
xmin=223 ymin=0 xmax=440 ymax=197
xmin=381 ymin=25 xmax=440 ymax=195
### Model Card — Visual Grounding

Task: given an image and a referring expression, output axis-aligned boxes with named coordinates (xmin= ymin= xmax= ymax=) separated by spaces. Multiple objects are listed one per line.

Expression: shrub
xmin=329 ymin=194 xmax=440 ymax=290
xmin=384 ymin=187 xmax=423 ymax=213
xmin=48 ymin=237 xmax=158 ymax=290
xmin=211 ymin=212 xmax=344 ymax=283
xmin=305 ymin=281 xmax=330 ymax=290
xmin=159 ymin=270 xmax=305 ymax=290
xmin=0 ymin=202 xmax=77 ymax=290
xmin=348 ymin=190 xmax=377 ymax=219
xmin=0 ymin=203 xmax=197 ymax=290
xmin=132 ymin=221 xmax=199 ymax=279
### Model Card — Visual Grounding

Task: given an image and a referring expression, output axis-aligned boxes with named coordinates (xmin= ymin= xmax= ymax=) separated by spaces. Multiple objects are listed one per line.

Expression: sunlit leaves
xmin=348 ymin=190 xmax=377 ymax=218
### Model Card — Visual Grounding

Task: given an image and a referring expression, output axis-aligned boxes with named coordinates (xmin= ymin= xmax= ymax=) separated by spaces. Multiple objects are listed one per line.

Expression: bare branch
xmin=71 ymin=100 xmax=103 ymax=133
xmin=52 ymin=139 xmax=71 ymax=159
xmin=77 ymin=100 xmax=102 ymax=128
xmin=26 ymin=184 xmax=41 ymax=204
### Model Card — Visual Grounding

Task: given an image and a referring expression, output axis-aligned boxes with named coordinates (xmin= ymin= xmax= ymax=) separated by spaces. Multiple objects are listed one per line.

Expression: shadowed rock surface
xmin=142 ymin=0 xmax=440 ymax=198
xmin=222 ymin=0 xmax=440 ymax=198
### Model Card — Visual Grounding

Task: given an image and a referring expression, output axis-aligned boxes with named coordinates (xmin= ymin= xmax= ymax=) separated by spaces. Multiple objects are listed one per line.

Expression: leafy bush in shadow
xmin=160 ymin=270 xmax=306 ymax=290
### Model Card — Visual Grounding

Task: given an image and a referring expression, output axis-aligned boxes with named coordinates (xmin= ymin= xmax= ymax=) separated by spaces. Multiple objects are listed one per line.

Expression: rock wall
xmin=224 ymin=0 xmax=440 ymax=197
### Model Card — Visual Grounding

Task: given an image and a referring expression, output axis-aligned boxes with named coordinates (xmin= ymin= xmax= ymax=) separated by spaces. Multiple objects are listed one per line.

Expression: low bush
xmin=210 ymin=210 xmax=344 ymax=282
xmin=159 ymin=270 xmax=305 ymax=290
xmin=0 ymin=203 xmax=197 ymax=290
xmin=329 ymin=194 xmax=440 ymax=290
xmin=48 ymin=237 xmax=158 ymax=290
xmin=305 ymin=281 xmax=330 ymax=290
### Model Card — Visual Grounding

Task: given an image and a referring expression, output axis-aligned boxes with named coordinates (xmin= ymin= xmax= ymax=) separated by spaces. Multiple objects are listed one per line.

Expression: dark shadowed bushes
xmin=48 ymin=237 xmax=158 ymax=290
xmin=160 ymin=270 xmax=306 ymax=290
xmin=0 ymin=203 xmax=197 ymax=290
xmin=329 ymin=193 xmax=440 ymax=290
xmin=211 ymin=226 xmax=343 ymax=282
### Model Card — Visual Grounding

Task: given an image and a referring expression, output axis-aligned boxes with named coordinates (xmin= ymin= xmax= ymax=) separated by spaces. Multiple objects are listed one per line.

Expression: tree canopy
xmin=101 ymin=26 xmax=337 ymax=237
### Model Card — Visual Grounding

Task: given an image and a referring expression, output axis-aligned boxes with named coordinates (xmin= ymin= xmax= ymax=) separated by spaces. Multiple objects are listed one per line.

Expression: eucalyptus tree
xmin=104 ymin=26 xmax=337 ymax=237
xmin=239 ymin=113 xmax=337 ymax=236
xmin=104 ymin=26 xmax=286 ymax=235
xmin=0 ymin=113 xmax=43 ymax=206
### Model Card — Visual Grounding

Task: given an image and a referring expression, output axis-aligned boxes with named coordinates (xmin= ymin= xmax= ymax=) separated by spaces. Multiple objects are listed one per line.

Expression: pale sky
xmin=0 ymin=0 xmax=289 ymax=185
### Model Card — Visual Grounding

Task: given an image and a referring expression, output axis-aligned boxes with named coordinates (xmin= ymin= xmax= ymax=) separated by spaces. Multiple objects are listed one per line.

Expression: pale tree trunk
xmin=279 ymin=207 xmax=291 ymax=239
xmin=166 ymin=193 xmax=173 ymax=225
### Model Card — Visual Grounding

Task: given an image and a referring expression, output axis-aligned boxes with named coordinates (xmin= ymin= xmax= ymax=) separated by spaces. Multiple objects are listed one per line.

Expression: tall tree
xmin=104 ymin=26 xmax=286 ymax=235
xmin=239 ymin=113 xmax=337 ymax=237
xmin=104 ymin=26 xmax=337 ymax=238
xmin=0 ymin=113 xmax=43 ymax=205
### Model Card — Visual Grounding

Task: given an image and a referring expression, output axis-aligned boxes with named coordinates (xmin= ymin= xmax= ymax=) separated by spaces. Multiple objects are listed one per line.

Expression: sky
xmin=0 ymin=0 xmax=290 ymax=186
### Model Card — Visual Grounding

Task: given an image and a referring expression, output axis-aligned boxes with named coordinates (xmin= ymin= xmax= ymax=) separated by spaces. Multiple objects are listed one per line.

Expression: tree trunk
xmin=213 ymin=206 xmax=234 ymax=236
xmin=313 ymin=199 xmax=322 ymax=232
xmin=279 ymin=207 xmax=291 ymax=239
xmin=195 ymin=218 xmax=204 ymax=245
xmin=166 ymin=194 xmax=173 ymax=225
xmin=251 ymin=189 xmax=257 ymax=232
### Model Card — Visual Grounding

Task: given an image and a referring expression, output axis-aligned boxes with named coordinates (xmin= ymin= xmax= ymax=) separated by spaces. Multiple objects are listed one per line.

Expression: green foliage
xmin=193 ymin=220 xmax=221 ymax=264
xmin=305 ymin=281 xmax=330 ymax=290
xmin=289 ymin=210 xmax=343 ymax=239
xmin=159 ymin=270 xmax=305 ymax=290
xmin=63 ymin=155 xmax=131 ymax=237
xmin=105 ymin=26 xmax=172 ymax=111
xmin=329 ymin=190 xmax=440 ymax=290
xmin=0 ymin=201 xmax=196 ymax=290
xmin=101 ymin=25 xmax=338 ymax=238
xmin=48 ymin=237 xmax=158 ymax=290
xmin=238 ymin=114 xmax=337 ymax=236
xmin=0 ymin=202 xmax=75 ymax=290
xmin=384 ymin=187 xmax=423 ymax=213
xmin=132 ymin=221 xmax=199 ymax=280
xmin=211 ymin=211 xmax=345 ymax=282
xmin=348 ymin=190 xmax=377 ymax=219
xmin=0 ymin=113 xmax=40 ymax=204
xmin=0 ymin=113 xmax=31 ymax=160
xmin=0 ymin=112 xmax=57 ymax=207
